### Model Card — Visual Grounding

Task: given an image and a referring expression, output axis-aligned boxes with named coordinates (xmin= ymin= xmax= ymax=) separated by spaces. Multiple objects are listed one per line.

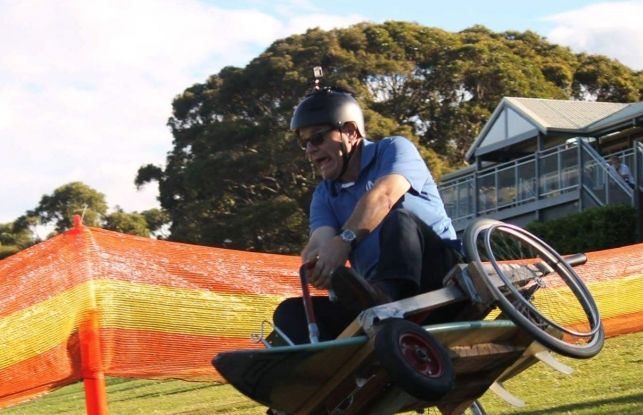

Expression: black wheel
xmin=374 ymin=319 xmax=454 ymax=401
xmin=463 ymin=218 xmax=604 ymax=358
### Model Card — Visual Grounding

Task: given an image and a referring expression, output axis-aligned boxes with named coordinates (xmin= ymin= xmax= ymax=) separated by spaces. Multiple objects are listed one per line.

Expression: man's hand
xmin=307 ymin=236 xmax=351 ymax=289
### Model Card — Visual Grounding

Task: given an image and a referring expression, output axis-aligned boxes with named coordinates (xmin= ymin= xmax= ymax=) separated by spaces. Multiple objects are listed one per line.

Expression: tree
xmin=1 ymin=182 xmax=172 ymax=257
xmin=0 ymin=219 xmax=37 ymax=259
xmin=33 ymin=182 xmax=108 ymax=233
xmin=103 ymin=208 xmax=150 ymax=237
xmin=141 ymin=208 xmax=171 ymax=235
xmin=103 ymin=207 xmax=170 ymax=238
xmin=137 ymin=21 xmax=642 ymax=254
xmin=572 ymin=54 xmax=642 ymax=101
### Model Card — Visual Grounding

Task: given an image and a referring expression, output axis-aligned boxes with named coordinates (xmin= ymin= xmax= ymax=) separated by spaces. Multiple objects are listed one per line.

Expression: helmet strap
xmin=337 ymin=131 xmax=358 ymax=180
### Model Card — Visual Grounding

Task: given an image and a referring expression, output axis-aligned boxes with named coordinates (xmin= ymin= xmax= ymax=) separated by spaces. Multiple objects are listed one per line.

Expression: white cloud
xmin=545 ymin=1 xmax=643 ymax=70
xmin=0 ymin=0 xmax=364 ymax=223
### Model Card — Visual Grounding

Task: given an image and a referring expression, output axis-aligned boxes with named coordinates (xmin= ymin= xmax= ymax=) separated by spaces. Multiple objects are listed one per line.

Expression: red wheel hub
xmin=398 ymin=332 xmax=443 ymax=377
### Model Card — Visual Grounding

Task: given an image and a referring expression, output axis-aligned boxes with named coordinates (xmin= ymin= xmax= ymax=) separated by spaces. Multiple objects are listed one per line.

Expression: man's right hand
xmin=301 ymin=226 xmax=334 ymax=288
xmin=307 ymin=235 xmax=351 ymax=289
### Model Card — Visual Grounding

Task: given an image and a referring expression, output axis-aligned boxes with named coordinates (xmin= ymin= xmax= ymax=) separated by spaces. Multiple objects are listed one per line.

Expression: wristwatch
xmin=339 ymin=229 xmax=358 ymax=249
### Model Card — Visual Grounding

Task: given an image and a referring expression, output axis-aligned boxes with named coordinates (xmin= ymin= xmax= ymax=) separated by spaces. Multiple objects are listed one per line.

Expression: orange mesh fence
xmin=570 ymin=244 xmax=643 ymax=337
xmin=0 ymin=222 xmax=314 ymax=408
xmin=0 ymin=222 xmax=641 ymax=409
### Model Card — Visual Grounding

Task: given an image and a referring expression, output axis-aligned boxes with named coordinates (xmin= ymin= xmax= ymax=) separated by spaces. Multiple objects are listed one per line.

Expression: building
xmin=438 ymin=97 xmax=643 ymax=234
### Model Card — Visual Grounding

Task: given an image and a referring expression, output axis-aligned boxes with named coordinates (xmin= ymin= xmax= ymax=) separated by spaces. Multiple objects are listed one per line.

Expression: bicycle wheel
xmin=463 ymin=218 xmax=604 ymax=358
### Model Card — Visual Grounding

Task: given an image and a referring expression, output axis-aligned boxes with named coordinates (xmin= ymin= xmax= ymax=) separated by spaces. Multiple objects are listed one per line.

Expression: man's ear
xmin=342 ymin=122 xmax=360 ymax=140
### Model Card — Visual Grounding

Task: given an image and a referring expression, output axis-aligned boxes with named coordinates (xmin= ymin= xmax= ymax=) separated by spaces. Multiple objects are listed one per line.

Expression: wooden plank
xmin=295 ymin=339 xmax=376 ymax=414
xmin=337 ymin=285 xmax=467 ymax=338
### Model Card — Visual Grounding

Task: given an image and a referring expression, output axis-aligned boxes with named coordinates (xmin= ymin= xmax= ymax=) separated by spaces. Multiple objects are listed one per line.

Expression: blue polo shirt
xmin=310 ymin=136 xmax=455 ymax=278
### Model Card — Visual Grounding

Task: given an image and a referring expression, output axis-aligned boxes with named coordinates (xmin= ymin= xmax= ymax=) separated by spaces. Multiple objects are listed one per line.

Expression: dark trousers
xmin=271 ymin=297 xmax=359 ymax=344
xmin=272 ymin=208 xmax=461 ymax=344
xmin=374 ymin=209 xmax=461 ymax=295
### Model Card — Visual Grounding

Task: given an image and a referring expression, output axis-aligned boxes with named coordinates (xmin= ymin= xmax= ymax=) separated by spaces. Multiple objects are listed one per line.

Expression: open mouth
xmin=314 ymin=156 xmax=332 ymax=170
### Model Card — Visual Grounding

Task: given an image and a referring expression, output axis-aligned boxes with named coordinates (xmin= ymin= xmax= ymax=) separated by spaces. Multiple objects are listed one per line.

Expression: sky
xmin=1 ymin=0 xmax=642 ymax=224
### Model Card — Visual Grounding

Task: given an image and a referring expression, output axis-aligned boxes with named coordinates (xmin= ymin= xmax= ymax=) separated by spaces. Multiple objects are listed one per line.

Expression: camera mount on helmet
xmin=290 ymin=68 xmax=365 ymax=138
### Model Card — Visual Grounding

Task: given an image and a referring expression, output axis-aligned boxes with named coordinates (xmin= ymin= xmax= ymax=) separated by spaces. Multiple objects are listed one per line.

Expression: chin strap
xmin=338 ymin=141 xmax=351 ymax=179
xmin=337 ymin=134 xmax=361 ymax=180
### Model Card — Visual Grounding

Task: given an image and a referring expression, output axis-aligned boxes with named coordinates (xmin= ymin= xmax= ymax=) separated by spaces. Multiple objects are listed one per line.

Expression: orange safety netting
xmin=0 ymin=221 xmax=311 ymax=408
xmin=565 ymin=243 xmax=643 ymax=337
xmin=0 ymin=221 xmax=641 ymax=409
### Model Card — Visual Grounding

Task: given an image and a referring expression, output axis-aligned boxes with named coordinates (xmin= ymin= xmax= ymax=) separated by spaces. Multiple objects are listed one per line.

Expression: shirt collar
xmin=360 ymin=139 xmax=377 ymax=170
xmin=329 ymin=139 xmax=376 ymax=193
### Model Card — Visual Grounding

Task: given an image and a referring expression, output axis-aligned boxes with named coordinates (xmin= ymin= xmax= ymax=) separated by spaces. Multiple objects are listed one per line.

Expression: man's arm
xmin=343 ymin=173 xmax=411 ymax=238
xmin=307 ymin=174 xmax=411 ymax=288
xmin=621 ymin=164 xmax=634 ymax=182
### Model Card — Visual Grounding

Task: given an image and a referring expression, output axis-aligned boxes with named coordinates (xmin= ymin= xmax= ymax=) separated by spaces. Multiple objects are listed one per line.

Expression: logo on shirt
xmin=365 ymin=180 xmax=374 ymax=191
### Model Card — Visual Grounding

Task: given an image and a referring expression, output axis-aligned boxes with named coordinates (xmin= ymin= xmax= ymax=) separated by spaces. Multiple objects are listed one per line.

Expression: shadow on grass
xmin=107 ymin=383 xmax=215 ymax=403
xmin=514 ymin=392 xmax=643 ymax=414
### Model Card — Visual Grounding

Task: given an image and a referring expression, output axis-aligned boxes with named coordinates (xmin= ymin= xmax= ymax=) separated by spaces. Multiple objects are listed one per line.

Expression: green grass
xmin=5 ymin=332 xmax=642 ymax=415
xmin=476 ymin=331 xmax=642 ymax=414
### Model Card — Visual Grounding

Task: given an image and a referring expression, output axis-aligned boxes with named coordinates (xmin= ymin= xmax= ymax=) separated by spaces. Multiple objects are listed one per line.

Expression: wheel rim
xmin=463 ymin=219 xmax=604 ymax=358
xmin=483 ymin=223 xmax=601 ymax=338
xmin=398 ymin=332 xmax=443 ymax=377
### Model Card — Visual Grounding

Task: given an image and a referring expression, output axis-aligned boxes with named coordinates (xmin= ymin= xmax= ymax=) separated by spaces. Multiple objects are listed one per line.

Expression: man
xmin=608 ymin=155 xmax=634 ymax=188
xmin=273 ymin=87 xmax=460 ymax=344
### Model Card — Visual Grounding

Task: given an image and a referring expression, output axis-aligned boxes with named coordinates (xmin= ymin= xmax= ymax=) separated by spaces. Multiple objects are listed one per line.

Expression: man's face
xmin=298 ymin=125 xmax=344 ymax=180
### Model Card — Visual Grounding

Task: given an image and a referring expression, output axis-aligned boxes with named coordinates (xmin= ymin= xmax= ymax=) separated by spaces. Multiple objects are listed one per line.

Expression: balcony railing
xmin=439 ymin=138 xmax=636 ymax=225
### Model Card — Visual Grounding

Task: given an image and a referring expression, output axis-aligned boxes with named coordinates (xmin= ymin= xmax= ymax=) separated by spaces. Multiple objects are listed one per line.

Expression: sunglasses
xmin=298 ymin=127 xmax=336 ymax=149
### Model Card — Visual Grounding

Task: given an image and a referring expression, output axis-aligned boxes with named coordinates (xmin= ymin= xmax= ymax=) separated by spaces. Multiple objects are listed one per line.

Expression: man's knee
xmin=383 ymin=208 xmax=415 ymax=225
xmin=273 ymin=297 xmax=302 ymax=326
xmin=273 ymin=297 xmax=302 ymax=317
xmin=272 ymin=297 xmax=310 ymax=344
xmin=381 ymin=208 xmax=420 ymax=236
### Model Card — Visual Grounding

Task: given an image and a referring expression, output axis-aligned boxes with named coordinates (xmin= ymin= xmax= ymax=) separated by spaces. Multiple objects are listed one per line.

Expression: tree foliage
xmin=0 ymin=183 xmax=172 ymax=258
xmin=0 ymin=220 xmax=37 ymax=259
xmin=526 ymin=205 xmax=638 ymax=254
xmin=103 ymin=207 xmax=170 ymax=237
xmin=136 ymin=21 xmax=642 ymax=253
xmin=103 ymin=208 xmax=151 ymax=237
xmin=32 ymin=182 xmax=108 ymax=233
xmin=25 ymin=181 xmax=171 ymax=239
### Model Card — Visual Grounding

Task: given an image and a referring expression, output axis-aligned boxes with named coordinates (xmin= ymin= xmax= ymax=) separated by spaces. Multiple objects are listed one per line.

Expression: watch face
xmin=341 ymin=229 xmax=356 ymax=242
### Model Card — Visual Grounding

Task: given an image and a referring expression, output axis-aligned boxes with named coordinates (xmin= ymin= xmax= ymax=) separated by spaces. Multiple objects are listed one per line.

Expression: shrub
xmin=526 ymin=205 xmax=638 ymax=254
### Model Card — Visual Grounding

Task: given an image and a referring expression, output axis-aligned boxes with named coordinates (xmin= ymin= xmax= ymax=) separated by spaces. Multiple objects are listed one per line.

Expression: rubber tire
xmin=374 ymin=319 xmax=454 ymax=401
xmin=463 ymin=218 xmax=604 ymax=359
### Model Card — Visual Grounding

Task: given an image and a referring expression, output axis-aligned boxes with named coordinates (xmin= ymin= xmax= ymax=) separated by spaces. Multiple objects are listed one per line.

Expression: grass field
xmin=5 ymin=332 xmax=642 ymax=415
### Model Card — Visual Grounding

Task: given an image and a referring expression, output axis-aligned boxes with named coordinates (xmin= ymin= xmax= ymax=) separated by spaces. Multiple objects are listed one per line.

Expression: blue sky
xmin=1 ymin=0 xmax=641 ymax=224
xmin=224 ymin=0 xmax=612 ymax=33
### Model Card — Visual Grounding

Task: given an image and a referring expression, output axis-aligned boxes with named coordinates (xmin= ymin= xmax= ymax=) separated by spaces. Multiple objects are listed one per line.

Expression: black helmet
xmin=290 ymin=87 xmax=365 ymax=137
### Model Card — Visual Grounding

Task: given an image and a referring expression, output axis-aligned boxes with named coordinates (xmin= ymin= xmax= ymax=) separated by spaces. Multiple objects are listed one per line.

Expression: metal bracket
xmin=250 ymin=320 xmax=295 ymax=348
xmin=358 ymin=304 xmax=406 ymax=337
xmin=355 ymin=285 xmax=466 ymax=337
xmin=444 ymin=264 xmax=483 ymax=304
